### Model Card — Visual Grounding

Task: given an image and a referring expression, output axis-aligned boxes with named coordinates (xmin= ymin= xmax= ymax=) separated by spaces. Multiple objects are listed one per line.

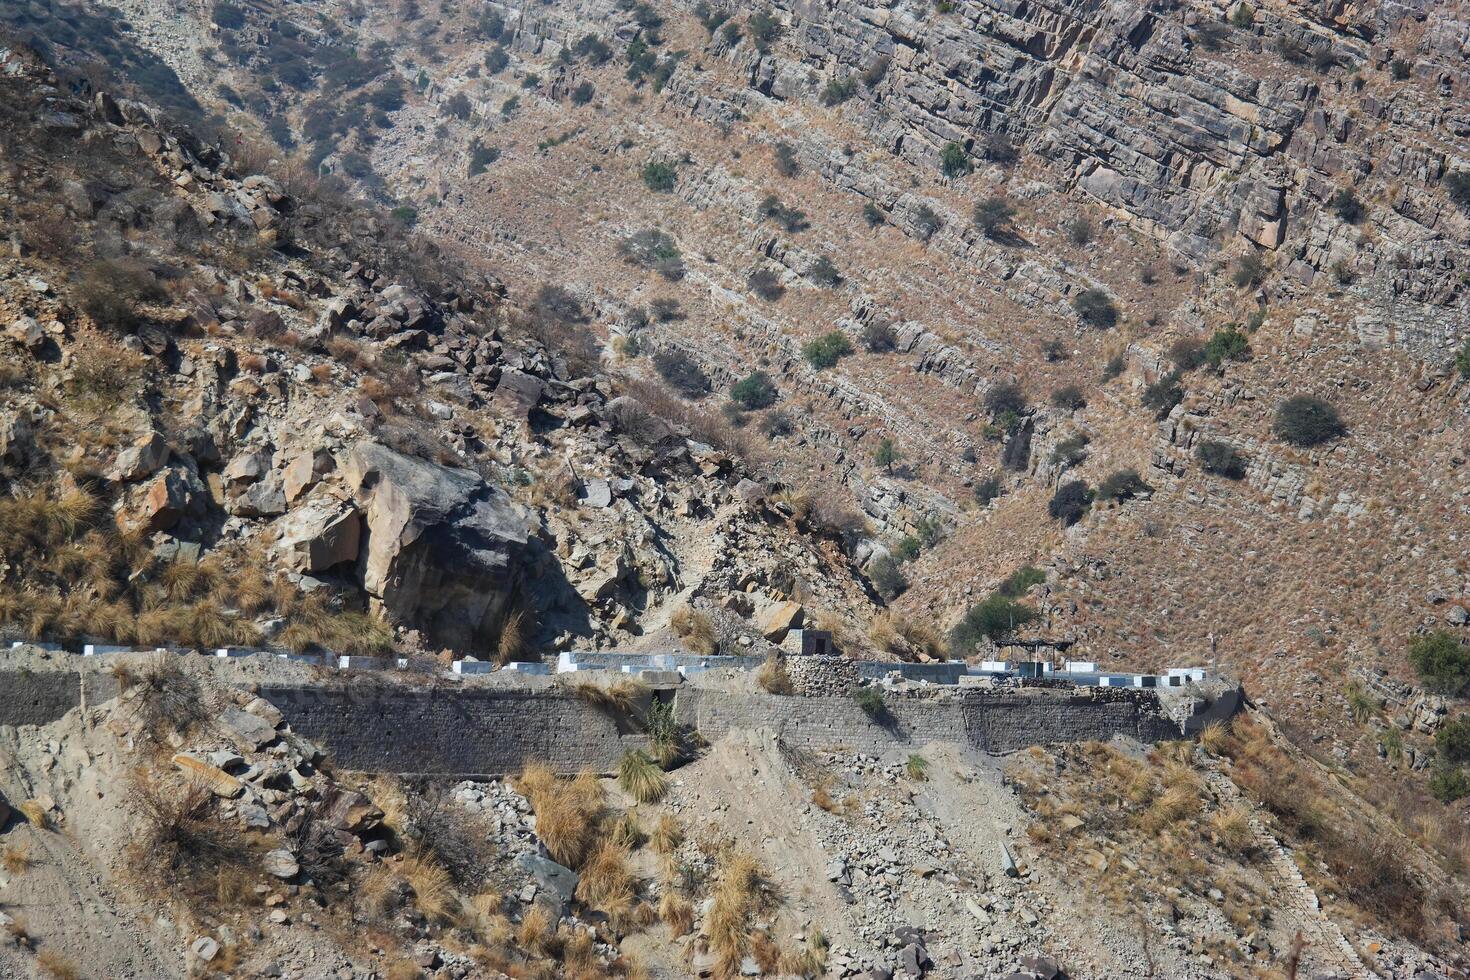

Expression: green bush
xmin=1050 ymin=384 xmax=1086 ymax=411
xmin=1273 ymin=395 xmax=1345 ymax=446
xmin=1102 ymin=352 xmax=1126 ymax=381
xmin=913 ymin=204 xmax=943 ymax=241
xmin=653 ymin=349 xmax=709 ymax=397
xmin=1202 ymin=326 xmax=1251 ymax=367
xmin=854 ymin=685 xmax=886 ymax=719
xmin=1437 ymin=717 xmax=1470 ymax=764
xmin=940 ymin=141 xmax=970 ymax=178
xmin=803 ymin=331 xmax=853 ymax=369
xmin=1233 ymin=251 xmax=1268 ymax=288
xmin=998 ymin=566 xmax=1045 ymax=598
xmin=974 ymin=476 xmax=1003 ymax=506
xmin=808 ymin=256 xmax=842 ymax=287
xmin=1329 ymin=188 xmax=1364 ymax=224
xmin=730 ymin=371 xmax=778 ymax=410
xmin=1456 ymin=338 xmax=1470 ymax=378
xmin=1229 ymin=4 xmax=1254 ymax=28
xmin=1048 ymin=480 xmax=1092 ymax=526
xmin=869 ymin=554 xmax=908 ymax=600
xmin=571 ymin=81 xmax=595 ymax=105
xmin=748 ymin=11 xmax=781 ymax=52
xmin=949 ymin=594 xmax=1037 ymax=652
xmin=1072 ymin=289 xmax=1118 ymax=329
xmin=749 ymin=268 xmax=786 ymax=301
xmin=642 ymin=159 xmax=677 ymax=192
xmin=821 ymin=75 xmax=857 ymax=106
xmin=873 ymin=437 xmax=900 ymax=472
xmin=1409 ymin=632 xmax=1470 ymax=696
xmin=1197 ymin=439 xmax=1247 ymax=478
xmin=1142 ymin=371 xmax=1184 ymax=418
xmin=1429 ymin=768 xmax=1470 ymax=804
xmin=1447 ymin=171 xmax=1470 ymax=211
xmin=1096 ymin=469 xmax=1151 ymax=503
xmin=973 ymin=196 xmax=1014 ymax=239
xmin=984 ymin=382 xmax=1027 ymax=418
xmin=618 ymin=229 xmax=683 ymax=279
xmin=1049 ymin=433 xmax=1088 ymax=467
xmin=485 ymin=46 xmax=510 ymax=73
xmin=862 ymin=202 xmax=886 ymax=227
xmin=1389 ymin=58 xmax=1410 ymax=80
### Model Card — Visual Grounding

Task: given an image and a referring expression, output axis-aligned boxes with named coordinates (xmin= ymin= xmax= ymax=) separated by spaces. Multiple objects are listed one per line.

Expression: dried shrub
xmin=757 ymin=654 xmax=793 ymax=694
xmin=513 ymin=765 xmax=606 ymax=869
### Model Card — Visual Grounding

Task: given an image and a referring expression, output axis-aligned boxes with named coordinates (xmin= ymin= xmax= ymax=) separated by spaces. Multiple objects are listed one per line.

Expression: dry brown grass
xmin=705 ymin=852 xmax=778 ymax=979
xmin=496 ymin=608 xmax=529 ymax=665
xmin=1218 ymin=714 xmax=1432 ymax=940
xmin=36 ymin=950 xmax=80 ymax=980
xmin=1198 ymin=720 xmax=1232 ymax=755
xmin=576 ymin=841 xmax=640 ymax=925
xmin=670 ymin=604 xmax=717 ymax=655
xmin=514 ymin=764 xmax=606 ymax=868
xmin=1211 ymin=806 xmax=1254 ymax=855
xmin=659 ymin=890 xmax=694 ymax=937
xmin=2 ymin=844 xmax=30 ymax=875
xmin=5 ymin=916 xmax=33 ymax=950
xmin=400 ymin=846 xmax=458 ymax=924
xmin=383 ymin=961 xmax=423 ymax=980
xmin=650 ymin=814 xmax=683 ymax=855
xmin=567 ymin=677 xmax=647 ymax=715
xmin=18 ymin=800 xmax=48 ymax=830
xmin=617 ymin=750 xmax=669 ymax=804
xmin=756 ymin=654 xmax=793 ymax=694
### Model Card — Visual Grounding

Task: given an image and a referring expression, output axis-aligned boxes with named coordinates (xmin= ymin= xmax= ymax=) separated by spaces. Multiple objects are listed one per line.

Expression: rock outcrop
xmin=343 ymin=442 xmax=529 ymax=649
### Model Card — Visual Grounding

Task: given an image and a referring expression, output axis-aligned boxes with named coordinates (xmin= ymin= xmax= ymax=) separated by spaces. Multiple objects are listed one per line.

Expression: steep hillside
xmin=1 ymin=0 xmax=1470 ymax=975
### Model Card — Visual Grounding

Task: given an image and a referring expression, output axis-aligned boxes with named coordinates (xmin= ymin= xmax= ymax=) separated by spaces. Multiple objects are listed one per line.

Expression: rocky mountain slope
xmin=1 ymin=0 xmax=1470 ymax=975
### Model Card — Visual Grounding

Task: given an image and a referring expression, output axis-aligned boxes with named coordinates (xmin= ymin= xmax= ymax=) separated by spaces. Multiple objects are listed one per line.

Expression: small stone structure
xmin=786 ymin=655 xmax=861 ymax=696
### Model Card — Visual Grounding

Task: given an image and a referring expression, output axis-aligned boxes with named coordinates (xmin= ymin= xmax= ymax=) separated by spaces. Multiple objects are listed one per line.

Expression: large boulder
xmin=343 ymin=442 xmax=528 ymax=649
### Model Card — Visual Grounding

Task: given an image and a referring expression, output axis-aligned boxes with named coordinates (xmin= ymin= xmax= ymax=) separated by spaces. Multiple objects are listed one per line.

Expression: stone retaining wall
xmin=2 ymin=667 xmax=1203 ymax=775
xmin=257 ymin=684 xmax=650 ymax=776
xmin=0 ymin=670 xmax=83 ymax=727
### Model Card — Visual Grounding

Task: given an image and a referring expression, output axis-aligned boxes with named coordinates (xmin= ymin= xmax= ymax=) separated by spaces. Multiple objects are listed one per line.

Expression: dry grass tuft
xmin=756 ymin=654 xmax=793 ymax=694
xmin=1198 ymin=720 xmax=1231 ymax=755
xmin=514 ymin=764 xmax=606 ymax=869
xmin=610 ymin=812 xmax=645 ymax=851
xmin=2 ymin=844 xmax=30 ymax=875
xmin=516 ymin=903 xmax=557 ymax=956
xmin=670 ymin=604 xmax=717 ymax=655
xmin=567 ymin=678 xmax=647 ymax=715
xmin=383 ymin=961 xmax=423 ymax=980
xmin=400 ymin=847 xmax=458 ymax=924
xmin=650 ymin=814 xmax=683 ymax=855
xmin=18 ymin=800 xmax=48 ymax=830
xmin=779 ymin=929 xmax=830 ymax=978
xmin=1211 ymin=806 xmax=1254 ymax=855
xmin=617 ymin=750 xmax=669 ymax=804
xmin=496 ymin=608 xmax=530 ymax=665
xmin=659 ymin=890 xmax=694 ymax=937
xmin=705 ymin=853 xmax=778 ymax=978
xmin=5 ymin=916 xmax=33 ymax=950
xmin=575 ymin=841 xmax=639 ymax=923
xmin=36 ymin=950 xmax=80 ymax=980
